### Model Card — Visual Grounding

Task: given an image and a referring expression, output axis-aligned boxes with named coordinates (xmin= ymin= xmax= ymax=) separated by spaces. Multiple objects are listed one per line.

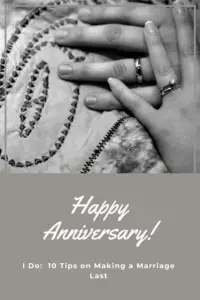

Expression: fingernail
xmin=145 ymin=21 xmax=158 ymax=34
xmin=85 ymin=96 xmax=97 ymax=105
xmin=79 ymin=7 xmax=91 ymax=18
xmin=108 ymin=77 xmax=118 ymax=88
xmin=59 ymin=64 xmax=73 ymax=75
xmin=174 ymin=1 xmax=185 ymax=15
xmin=55 ymin=30 xmax=68 ymax=40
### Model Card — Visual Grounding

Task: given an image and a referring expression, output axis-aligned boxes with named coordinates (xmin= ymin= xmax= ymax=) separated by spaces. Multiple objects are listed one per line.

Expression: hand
xmin=54 ymin=2 xmax=179 ymax=107
xmin=105 ymin=2 xmax=199 ymax=173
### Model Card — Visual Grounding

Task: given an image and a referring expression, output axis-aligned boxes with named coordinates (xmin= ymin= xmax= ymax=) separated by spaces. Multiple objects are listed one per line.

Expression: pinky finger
xmin=107 ymin=77 xmax=158 ymax=132
xmin=84 ymin=86 xmax=161 ymax=111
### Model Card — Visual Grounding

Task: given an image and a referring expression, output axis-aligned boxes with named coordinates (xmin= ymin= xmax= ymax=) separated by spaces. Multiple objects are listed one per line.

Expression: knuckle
xmin=87 ymin=53 xmax=96 ymax=62
xmin=118 ymin=87 xmax=127 ymax=100
xmin=149 ymin=35 xmax=162 ymax=47
xmin=181 ymin=11 xmax=192 ymax=26
xmin=142 ymin=57 xmax=153 ymax=81
xmin=132 ymin=98 xmax=141 ymax=112
xmin=95 ymin=6 xmax=106 ymax=16
xmin=108 ymin=98 xmax=119 ymax=110
xmin=112 ymin=61 xmax=127 ymax=79
xmin=179 ymin=100 xmax=194 ymax=121
xmin=122 ymin=8 xmax=135 ymax=23
xmin=80 ymin=64 xmax=91 ymax=77
xmin=74 ymin=27 xmax=84 ymax=41
xmin=180 ymin=46 xmax=194 ymax=58
xmin=104 ymin=24 xmax=122 ymax=44
xmin=179 ymin=107 xmax=193 ymax=121
xmin=119 ymin=89 xmax=140 ymax=111
xmin=156 ymin=64 xmax=174 ymax=77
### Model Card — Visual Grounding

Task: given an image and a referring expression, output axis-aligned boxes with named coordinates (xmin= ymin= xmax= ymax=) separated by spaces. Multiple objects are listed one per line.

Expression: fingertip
xmin=58 ymin=64 xmax=73 ymax=78
xmin=84 ymin=93 xmax=122 ymax=111
xmin=107 ymin=77 xmax=120 ymax=88
xmin=144 ymin=20 xmax=159 ymax=35
xmin=84 ymin=95 xmax=97 ymax=107
xmin=84 ymin=94 xmax=105 ymax=111
xmin=57 ymin=65 xmax=62 ymax=78
xmin=145 ymin=20 xmax=154 ymax=27
xmin=108 ymin=77 xmax=132 ymax=102
xmin=54 ymin=30 xmax=69 ymax=42
xmin=173 ymin=1 xmax=190 ymax=21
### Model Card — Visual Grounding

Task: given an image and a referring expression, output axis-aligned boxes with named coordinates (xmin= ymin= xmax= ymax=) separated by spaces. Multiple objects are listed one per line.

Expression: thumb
xmin=107 ymin=77 xmax=158 ymax=133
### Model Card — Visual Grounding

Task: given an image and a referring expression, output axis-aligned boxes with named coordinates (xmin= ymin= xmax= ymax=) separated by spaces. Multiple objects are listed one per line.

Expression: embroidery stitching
xmin=0 ymin=1 xmax=84 ymax=168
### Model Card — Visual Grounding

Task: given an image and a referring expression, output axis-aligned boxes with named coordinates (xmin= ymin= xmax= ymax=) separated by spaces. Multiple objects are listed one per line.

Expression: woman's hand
xmin=54 ymin=2 xmax=179 ymax=107
xmin=105 ymin=2 xmax=199 ymax=173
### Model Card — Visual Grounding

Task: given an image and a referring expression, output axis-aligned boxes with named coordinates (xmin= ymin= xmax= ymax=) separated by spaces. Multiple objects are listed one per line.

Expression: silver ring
xmin=160 ymin=79 xmax=180 ymax=98
xmin=135 ymin=58 xmax=143 ymax=84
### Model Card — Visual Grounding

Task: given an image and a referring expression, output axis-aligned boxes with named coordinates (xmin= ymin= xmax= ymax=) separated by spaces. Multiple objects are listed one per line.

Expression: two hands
xmin=54 ymin=1 xmax=200 ymax=173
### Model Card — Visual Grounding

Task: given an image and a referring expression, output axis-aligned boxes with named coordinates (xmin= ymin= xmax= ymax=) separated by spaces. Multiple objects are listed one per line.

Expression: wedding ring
xmin=160 ymin=79 xmax=180 ymax=98
xmin=135 ymin=58 xmax=143 ymax=84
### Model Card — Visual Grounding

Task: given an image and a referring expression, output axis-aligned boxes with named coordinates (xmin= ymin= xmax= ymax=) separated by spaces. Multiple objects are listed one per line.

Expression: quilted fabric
xmin=0 ymin=0 xmax=168 ymax=173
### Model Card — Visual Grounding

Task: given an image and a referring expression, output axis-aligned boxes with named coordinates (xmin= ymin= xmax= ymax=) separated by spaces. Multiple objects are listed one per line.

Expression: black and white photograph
xmin=0 ymin=0 xmax=199 ymax=173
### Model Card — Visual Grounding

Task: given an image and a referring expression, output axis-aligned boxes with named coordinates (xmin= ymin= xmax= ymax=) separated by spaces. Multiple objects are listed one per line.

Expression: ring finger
xmin=58 ymin=57 xmax=155 ymax=83
xmin=144 ymin=21 xmax=179 ymax=91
